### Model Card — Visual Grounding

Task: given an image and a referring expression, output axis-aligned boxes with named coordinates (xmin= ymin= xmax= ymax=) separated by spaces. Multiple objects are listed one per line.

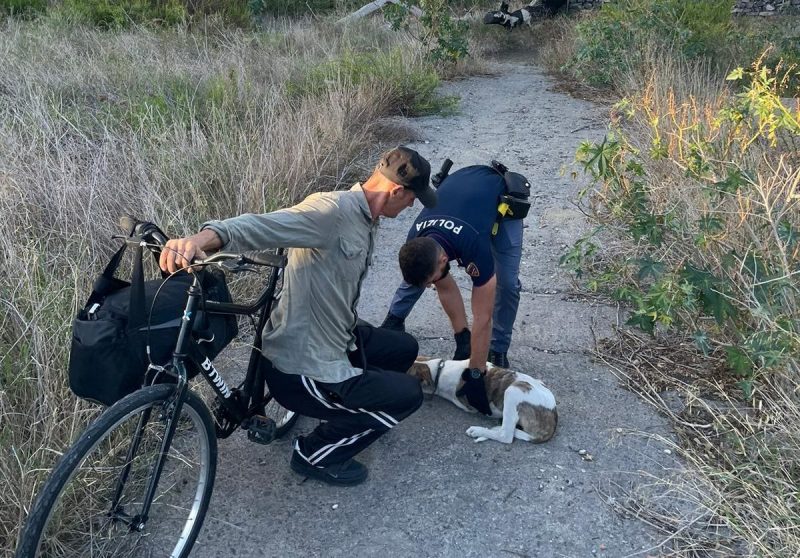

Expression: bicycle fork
xmin=108 ymin=374 xmax=190 ymax=531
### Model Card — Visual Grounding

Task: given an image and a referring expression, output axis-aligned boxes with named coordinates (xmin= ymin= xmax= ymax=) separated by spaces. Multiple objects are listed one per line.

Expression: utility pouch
xmin=490 ymin=160 xmax=532 ymax=233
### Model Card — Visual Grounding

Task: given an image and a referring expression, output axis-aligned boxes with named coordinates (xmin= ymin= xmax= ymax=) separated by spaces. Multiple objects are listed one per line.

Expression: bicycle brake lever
xmin=219 ymin=259 xmax=260 ymax=274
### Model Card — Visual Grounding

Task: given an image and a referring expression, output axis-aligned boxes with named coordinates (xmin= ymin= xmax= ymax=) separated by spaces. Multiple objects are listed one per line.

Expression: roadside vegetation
xmin=539 ymin=1 xmax=800 ymax=555
xmin=0 ymin=1 xmax=508 ymax=551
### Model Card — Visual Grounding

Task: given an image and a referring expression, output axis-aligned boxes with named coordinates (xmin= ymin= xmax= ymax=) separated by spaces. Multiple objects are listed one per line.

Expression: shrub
xmin=4 ymin=0 xmax=254 ymax=28
xmin=0 ymin=0 xmax=48 ymax=17
xmin=562 ymin=59 xmax=799 ymax=396
xmin=384 ymin=0 xmax=469 ymax=63
xmin=568 ymin=0 xmax=735 ymax=86
xmin=286 ymin=49 xmax=458 ymax=115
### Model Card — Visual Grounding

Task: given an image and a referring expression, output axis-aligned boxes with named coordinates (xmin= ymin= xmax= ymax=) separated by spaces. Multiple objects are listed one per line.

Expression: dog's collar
xmin=432 ymin=359 xmax=446 ymax=395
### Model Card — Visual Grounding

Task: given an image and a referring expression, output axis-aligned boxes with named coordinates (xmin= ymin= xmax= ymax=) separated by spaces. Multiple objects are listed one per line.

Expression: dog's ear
xmin=407 ymin=362 xmax=434 ymax=386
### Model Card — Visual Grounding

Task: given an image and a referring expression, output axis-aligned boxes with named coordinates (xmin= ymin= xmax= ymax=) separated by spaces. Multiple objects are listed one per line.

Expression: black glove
xmin=453 ymin=328 xmax=471 ymax=360
xmin=456 ymin=368 xmax=492 ymax=415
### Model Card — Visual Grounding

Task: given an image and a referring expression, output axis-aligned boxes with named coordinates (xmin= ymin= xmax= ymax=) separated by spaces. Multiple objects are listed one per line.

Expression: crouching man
xmin=160 ymin=147 xmax=438 ymax=486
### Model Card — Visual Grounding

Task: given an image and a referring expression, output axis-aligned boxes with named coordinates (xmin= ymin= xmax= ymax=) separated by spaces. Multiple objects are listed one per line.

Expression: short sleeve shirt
xmin=406 ymin=165 xmax=504 ymax=287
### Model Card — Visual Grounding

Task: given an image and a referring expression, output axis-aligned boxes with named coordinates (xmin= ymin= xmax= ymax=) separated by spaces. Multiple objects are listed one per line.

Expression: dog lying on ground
xmin=408 ymin=357 xmax=557 ymax=444
xmin=483 ymin=1 xmax=569 ymax=30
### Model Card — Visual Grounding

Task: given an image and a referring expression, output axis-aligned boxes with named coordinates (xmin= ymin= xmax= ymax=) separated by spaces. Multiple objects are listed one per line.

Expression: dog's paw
xmin=466 ymin=426 xmax=490 ymax=442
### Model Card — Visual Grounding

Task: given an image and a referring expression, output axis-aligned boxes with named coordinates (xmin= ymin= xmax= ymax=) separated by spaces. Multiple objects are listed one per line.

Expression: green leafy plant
xmin=384 ymin=0 xmax=469 ymax=63
xmin=563 ymin=59 xmax=800 ymax=390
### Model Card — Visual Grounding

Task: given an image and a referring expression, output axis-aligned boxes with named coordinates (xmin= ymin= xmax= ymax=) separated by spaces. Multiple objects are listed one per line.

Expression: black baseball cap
xmin=377 ymin=146 xmax=437 ymax=208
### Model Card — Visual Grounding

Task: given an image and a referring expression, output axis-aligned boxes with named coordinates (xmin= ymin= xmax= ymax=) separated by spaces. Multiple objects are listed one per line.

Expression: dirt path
xmin=193 ymin=62 xmax=678 ymax=557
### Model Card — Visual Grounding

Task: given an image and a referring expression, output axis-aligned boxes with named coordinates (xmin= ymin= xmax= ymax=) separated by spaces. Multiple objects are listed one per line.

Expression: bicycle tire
xmin=16 ymin=384 xmax=217 ymax=558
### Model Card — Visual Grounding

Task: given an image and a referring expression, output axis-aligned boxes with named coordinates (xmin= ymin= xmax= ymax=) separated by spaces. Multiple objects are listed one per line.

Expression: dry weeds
xmin=524 ymin=9 xmax=800 ymax=556
xmin=0 ymin=15 xmax=482 ymax=552
xmin=595 ymin=330 xmax=800 ymax=557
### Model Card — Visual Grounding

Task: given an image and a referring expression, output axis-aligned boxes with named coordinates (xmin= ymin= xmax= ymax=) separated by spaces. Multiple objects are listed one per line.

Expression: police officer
xmin=381 ymin=162 xmax=530 ymax=415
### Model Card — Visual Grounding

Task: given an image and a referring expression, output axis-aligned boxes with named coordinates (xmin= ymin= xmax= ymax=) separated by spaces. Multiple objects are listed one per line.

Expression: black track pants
xmin=264 ymin=324 xmax=422 ymax=467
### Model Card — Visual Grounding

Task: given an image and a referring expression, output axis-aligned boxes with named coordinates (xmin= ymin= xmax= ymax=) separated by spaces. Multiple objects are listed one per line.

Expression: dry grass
xmin=561 ymin=24 xmax=800 ymax=558
xmin=595 ymin=331 xmax=800 ymax=557
xmin=0 ymin=14 xmax=487 ymax=552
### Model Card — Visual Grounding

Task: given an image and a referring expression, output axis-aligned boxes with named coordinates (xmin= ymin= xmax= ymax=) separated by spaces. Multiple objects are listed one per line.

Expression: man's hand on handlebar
xmin=159 ymin=229 xmax=222 ymax=274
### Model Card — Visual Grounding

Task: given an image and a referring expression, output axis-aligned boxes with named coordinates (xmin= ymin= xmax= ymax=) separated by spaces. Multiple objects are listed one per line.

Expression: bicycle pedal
xmin=247 ymin=415 xmax=277 ymax=445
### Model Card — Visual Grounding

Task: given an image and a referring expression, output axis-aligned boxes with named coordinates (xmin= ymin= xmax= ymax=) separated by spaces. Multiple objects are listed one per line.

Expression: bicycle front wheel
xmin=17 ymin=384 xmax=217 ymax=558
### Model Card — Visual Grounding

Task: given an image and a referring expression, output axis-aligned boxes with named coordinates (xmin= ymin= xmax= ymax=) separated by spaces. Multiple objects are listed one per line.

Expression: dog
xmin=483 ymin=1 xmax=569 ymax=30
xmin=408 ymin=357 xmax=557 ymax=444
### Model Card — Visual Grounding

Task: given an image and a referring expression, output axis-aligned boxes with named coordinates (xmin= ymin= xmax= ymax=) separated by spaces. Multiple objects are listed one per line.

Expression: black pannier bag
xmin=68 ymin=241 xmax=238 ymax=406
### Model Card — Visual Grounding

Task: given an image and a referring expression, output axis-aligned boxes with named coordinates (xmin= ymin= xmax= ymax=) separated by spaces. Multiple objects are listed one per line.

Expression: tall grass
xmin=544 ymin=4 xmax=800 ymax=554
xmin=0 ymin=14 xmax=466 ymax=551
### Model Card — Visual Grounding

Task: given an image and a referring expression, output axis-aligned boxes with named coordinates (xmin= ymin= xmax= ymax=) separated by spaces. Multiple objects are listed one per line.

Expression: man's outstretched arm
xmin=468 ymin=274 xmax=496 ymax=370
xmin=434 ymin=273 xmax=468 ymax=334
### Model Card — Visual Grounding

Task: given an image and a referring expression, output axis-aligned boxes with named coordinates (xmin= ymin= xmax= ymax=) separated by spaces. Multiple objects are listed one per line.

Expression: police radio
xmin=432 ymin=158 xmax=453 ymax=188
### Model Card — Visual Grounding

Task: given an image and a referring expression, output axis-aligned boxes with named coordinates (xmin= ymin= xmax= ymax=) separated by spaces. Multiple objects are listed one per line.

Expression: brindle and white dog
xmin=408 ymin=357 xmax=557 ymax=444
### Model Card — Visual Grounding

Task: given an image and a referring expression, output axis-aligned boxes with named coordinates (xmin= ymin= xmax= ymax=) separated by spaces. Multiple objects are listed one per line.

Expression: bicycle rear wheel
xmin=17 ymin=384 xmax=217 ymax=558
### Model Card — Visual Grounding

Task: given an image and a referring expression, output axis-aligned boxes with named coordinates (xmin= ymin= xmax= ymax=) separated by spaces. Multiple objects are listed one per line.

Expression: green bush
xmin=286 ymin=49 xmax=458 ymax=115
xmin=3 ymin=0 xmax=255 ymax=28
xmin=384 ymin=0 xmax=469 ymax=63
xmin=566 ymin=0 xmax=800 ymax=90
xmin=0 ymin=0 xmax=48 ymax=17
xmin=562 ymin=62 xmax=800 ymax=395
xmin=568 ymin=0 xmax=735 ymax=85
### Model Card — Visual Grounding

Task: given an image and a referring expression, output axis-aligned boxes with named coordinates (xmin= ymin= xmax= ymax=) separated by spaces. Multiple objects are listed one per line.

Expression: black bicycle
xmin=16 ymin=218 xmax=298 ymax=558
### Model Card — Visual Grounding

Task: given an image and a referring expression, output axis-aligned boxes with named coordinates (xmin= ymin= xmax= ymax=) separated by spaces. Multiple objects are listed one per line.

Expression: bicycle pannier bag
xmin=68 ymin=242 xmax=238 ymax=406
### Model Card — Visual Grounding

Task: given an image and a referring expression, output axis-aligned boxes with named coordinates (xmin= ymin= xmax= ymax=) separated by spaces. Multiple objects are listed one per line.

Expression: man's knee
xmin=397 ymin=333 xmax=419 ymax=370
xmin=395 ymin=374 xmax=424 ymax=417
xmin=496 ymin=272 xmax=521 ymax=294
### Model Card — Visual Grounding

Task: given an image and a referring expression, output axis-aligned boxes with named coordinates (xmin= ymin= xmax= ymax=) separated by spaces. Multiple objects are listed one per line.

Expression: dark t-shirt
xmin=406 ymin=165 xmax=504 ymax=287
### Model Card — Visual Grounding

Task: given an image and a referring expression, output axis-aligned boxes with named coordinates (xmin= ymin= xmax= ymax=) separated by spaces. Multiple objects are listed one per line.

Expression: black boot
xmin=380 ymin=312 xmax=406 ymax=332
xmin=488 ymin=350 xmax=509 ymax=368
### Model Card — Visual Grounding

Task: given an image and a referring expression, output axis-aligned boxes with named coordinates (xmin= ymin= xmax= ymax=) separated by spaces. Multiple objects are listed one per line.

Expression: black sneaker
xmin=290 ymin=449 xmax=368 ymax=486
xmin=380 ymin=312 xmax=406 ymax=332
xmin=488 ymin=350 xmax=509 ymax=368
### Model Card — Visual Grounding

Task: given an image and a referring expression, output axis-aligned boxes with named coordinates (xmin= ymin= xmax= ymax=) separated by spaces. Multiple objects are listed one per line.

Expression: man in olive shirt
xmin=160 ymin=147 xmax=437 ymax=486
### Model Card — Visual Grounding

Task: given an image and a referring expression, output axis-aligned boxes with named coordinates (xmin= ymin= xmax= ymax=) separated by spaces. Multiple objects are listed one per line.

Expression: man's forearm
xmin=468 ymin=276 xmax=496 ymax=370
xmin=435 ymin=275 xmax=468 ymax=333
xmin=469 ymin=316 xmax=491 ymax=370
xmin=192 ymin=228 xmax=224 ymax=252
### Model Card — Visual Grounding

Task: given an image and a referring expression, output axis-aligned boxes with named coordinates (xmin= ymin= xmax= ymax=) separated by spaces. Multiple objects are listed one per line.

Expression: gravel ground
xmin=192 ymin=61 xmax=679 ymax=558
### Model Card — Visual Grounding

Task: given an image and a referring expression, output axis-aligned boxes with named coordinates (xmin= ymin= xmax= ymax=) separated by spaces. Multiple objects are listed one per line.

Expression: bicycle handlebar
xmin=117 ymin=215 xmax=287 ymax=271
xmin=198 ymin=251 xmax=287 ymax=269
xmin=119 ymin=216 xmax=169 ymax=248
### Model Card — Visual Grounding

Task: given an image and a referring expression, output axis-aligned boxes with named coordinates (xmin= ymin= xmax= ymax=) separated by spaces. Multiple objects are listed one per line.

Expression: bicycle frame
xmin=110 ymin=247 xmax=285 ymax=530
